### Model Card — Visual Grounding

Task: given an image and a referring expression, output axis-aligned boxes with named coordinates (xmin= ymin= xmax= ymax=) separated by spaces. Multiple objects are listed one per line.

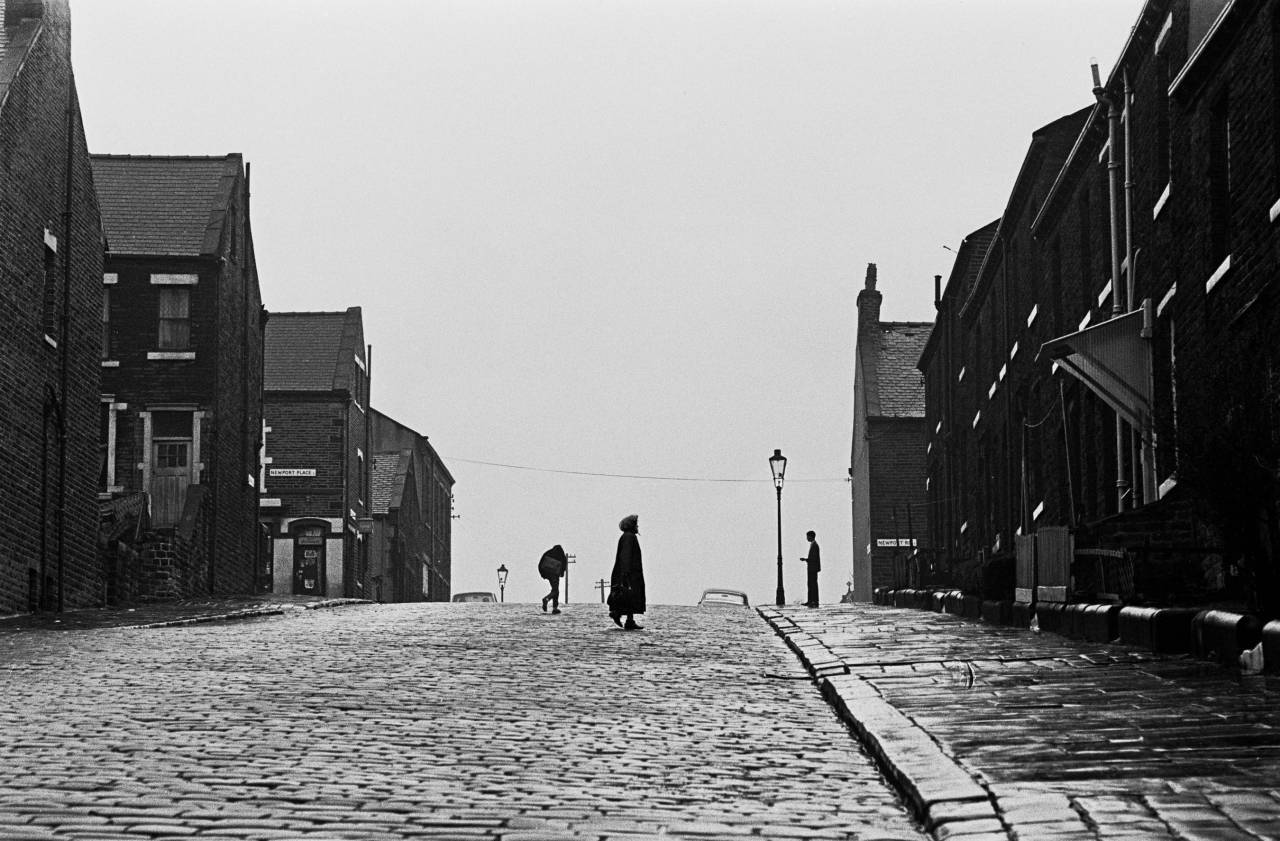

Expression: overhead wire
xmin=441 ymin=455 xmax=849 ymax=483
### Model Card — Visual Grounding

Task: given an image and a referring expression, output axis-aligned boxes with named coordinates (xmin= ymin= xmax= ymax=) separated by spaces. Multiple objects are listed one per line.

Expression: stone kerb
xmin=1194 ymin=609 xmax=1263 ymax=666
xmin=1264 ymin=620 xmax=1280 ymax=673
xmin=1118 ymin=606 xmax=1198 ymax=654
xmin=878 ymin=587 xmax=1275 ymax=669
xmin=758 ymin=607 xmax=1002 ymax=838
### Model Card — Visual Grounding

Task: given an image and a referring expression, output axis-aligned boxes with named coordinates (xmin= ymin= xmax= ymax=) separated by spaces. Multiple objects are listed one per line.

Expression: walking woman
xmin=608 ymin=514 xmax=646 ymax=630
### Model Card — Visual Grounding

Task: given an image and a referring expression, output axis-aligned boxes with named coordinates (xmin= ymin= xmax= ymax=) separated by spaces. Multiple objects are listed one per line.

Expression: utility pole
xmin=565 ymin=553 xmax=576 ymax=603
xmin=594 ymin=579 xmax=609 ymax=603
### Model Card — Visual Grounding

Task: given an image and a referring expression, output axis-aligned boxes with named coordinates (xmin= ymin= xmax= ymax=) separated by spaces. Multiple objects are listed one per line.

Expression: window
xmin=42 ymin=242 xmax=57 ymax=341
xmin=99 ymin=402 xmax=110 ymax=492
xmin=158 ymin=288 xmax=190 ymax=350
xmin=101 ymin=287 xmax=111 ymax=359
xmin=155 ymin=441 xmax=189 ymax=469
xmin=1209 ymin=91 xmax=1232 ymax=263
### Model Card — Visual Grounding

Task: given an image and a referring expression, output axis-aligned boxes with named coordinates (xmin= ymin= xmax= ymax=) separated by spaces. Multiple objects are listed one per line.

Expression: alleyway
xmin=0 ymin=603 xmax=925 ymax=841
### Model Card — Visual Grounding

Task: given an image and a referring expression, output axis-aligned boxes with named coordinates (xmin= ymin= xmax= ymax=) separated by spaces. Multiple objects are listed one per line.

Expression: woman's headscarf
xmin=618 ymin=514 xmax=639 ymax=534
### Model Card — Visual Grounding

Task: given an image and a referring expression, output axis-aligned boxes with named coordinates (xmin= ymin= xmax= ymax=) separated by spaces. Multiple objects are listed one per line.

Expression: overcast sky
xmin=73 ymin=0 xmax=1145 ymax=607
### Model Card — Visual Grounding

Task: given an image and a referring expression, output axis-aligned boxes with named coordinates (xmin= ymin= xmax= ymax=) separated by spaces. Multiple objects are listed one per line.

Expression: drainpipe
xmin=1093 ymin=61 xmax=1129 ymax=513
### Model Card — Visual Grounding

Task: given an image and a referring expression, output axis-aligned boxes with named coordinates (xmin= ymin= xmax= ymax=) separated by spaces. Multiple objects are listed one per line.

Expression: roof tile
xmin=91 ymin=154 xmax=239 ymax=256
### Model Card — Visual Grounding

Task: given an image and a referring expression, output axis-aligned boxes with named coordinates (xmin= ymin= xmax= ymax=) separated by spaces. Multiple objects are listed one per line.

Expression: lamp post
xmin=769 ymin=448 xmax=787 ymax=606
xmin=564 ymin=553 xmax=576 ymax=603
xmin=497 ymin=564 xmax=508 ymax=603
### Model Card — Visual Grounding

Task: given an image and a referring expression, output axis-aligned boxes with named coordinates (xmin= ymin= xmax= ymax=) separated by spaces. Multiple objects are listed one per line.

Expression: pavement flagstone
xmin=762 ymin=603 xmax=1280 ymax=840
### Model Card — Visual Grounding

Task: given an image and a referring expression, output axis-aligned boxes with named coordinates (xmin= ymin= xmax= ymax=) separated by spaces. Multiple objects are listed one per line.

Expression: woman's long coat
xmin=609 ymin=531 xmax=646 ymax=615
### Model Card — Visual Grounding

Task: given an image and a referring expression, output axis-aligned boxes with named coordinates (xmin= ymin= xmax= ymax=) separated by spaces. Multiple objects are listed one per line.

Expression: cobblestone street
xmin=0 ymin=603 xmax=925 ymax=841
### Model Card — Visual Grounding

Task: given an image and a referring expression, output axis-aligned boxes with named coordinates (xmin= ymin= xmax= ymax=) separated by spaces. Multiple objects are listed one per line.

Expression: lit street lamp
xmin=497 ymin=564 xmax=508 ymax=603
xmin=769 ymin=448 xmax=787 ymax=607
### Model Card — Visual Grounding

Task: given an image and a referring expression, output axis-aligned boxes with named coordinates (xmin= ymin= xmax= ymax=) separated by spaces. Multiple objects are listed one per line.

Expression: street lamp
xmin=769 ymin=448 xmax=787 ymax=606
xmin=497 ymin=564 xmax=508 ymax=603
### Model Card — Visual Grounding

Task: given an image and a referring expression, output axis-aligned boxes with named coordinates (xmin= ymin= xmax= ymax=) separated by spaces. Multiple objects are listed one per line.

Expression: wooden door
xmin=150 ymin=439 xmax=191 ymax=528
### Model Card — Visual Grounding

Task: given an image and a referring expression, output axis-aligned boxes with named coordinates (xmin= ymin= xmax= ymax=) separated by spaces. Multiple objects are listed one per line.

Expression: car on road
xmin=698 ymin=588 xmax=749 ymax=607
xmin=451 ymin=591 xmax=498 ymax=603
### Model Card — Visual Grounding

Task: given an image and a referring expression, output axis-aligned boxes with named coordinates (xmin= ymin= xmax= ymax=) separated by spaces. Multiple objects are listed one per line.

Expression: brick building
xmin=93 ymin=154 xmax=265 ymax=600
xmin=0 ymin=0 xmax=105 ymax=613
xmin=919 ymin=108 xmax=1090 ymax=597
xmin=922 ymin=0 xmax=1280 ymax=613
xmin=260 ymin=308 xmax=371 ymax=599
xmin=849 ymin=264 xmax=932 ymax=601
xmin=369 ymin=409 xmax=454 ymax=601
xmin=369 ymin=450 xmax=424 ymax=603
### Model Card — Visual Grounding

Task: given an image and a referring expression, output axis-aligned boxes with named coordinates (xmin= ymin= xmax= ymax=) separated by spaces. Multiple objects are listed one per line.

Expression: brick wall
xmin=923 ymin=0 xmax=1280 ymax=607
xmin=0 ymin=0 xmax=104 ymax=613
xmin=99 ymin=160 xmax=264 ymax=600
xmin=369 ymin=409 xmax=454 ymax=600
xmin=867 ymin=418 xmax=930 ymax=590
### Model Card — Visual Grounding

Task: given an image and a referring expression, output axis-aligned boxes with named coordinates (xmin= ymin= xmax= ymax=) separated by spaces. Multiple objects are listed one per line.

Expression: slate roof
xmin=872 ymin=323 xmax=932 ymax=418
xmin=371 ymin=451 xmax=410 ymax=516
xmin=264 ymin=309 xmax=362 ymax=392
xmin=91 ymin=154 xmax=240 ymax=256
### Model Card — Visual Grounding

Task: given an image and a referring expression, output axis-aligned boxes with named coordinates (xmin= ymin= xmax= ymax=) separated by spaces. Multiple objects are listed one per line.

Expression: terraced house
xmin=93 ymin=154 xmax=266 ymax=601
xmin=368 ymin=409 xmax=454 ymax=602
xmin=0 ymin=0 xmax=104 ymax=613
xmin=921 ymin=0 xmax=1280 ymax=616
xmin=260 ymin=308 xmax=371 ymax=599
xmin=849 ymin=264 xmax=932 ymax=601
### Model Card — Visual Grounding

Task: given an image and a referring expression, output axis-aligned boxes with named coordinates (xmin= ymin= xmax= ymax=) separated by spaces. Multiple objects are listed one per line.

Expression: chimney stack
xmin=856 ymin=262 xmax=883 ymax=338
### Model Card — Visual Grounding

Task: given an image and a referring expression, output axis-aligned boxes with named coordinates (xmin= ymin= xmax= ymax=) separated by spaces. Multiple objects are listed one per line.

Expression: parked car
xmin=452 ymin=591 xmax=498 ymax=603
xmin=698 ymin=588 xmax=749 ymax=607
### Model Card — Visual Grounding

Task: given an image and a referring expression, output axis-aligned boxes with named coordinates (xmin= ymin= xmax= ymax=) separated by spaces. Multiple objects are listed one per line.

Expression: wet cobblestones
xmin=764 ymin=604 xmax=1280 ymax=840
xmin=0 ymin=603 xmax=926 ymax=840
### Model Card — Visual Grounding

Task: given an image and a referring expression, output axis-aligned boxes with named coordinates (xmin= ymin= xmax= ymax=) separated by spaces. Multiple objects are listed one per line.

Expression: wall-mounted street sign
xmin=270 ymin=468 xmax=316 ymax=477
xmin=876 ymin=538 xmax=918 ymax=547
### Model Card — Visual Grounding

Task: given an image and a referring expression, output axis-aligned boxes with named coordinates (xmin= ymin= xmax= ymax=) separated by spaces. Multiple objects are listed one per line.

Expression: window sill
xmin=147 ymin=351 xmax=195 ymax=360
xmin=1153 ymin=182 xmax=1171 ymax=220
xmin=101 ymin=360 xmax=120 ymax=368
xmin=1205 ymin=255 xmax=1231 ymax=294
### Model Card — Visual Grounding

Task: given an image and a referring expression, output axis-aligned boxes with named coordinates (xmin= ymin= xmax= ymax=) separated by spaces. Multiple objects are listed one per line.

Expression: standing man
xmin=801 ymin=530 xmax=821 ymax=607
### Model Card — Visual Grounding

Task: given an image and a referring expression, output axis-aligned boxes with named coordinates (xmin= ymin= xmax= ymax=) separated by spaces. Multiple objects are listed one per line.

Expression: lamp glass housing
xmin=497 ymin=564 xmax=509 ymax=586
xmin=769 ymin=449 xmax=787 ymax=489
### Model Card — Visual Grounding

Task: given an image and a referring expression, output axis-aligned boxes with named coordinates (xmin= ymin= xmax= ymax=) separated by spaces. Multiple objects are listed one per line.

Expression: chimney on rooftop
xmin=856 ymin=262 xmax=882 ymax=339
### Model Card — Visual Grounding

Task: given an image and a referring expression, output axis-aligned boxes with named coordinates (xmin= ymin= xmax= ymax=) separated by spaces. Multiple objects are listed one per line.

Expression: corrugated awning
xmin=1039 ymin=308 xmax=1151 ymax=427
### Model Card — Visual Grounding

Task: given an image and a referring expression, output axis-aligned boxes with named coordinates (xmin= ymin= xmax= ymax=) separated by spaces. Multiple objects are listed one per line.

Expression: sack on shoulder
xmin=538 ymin=554 xmax=563 ymax=578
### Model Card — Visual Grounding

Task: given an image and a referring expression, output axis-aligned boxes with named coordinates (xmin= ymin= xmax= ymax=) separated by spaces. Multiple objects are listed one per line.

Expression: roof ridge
xmin=268 ymin=310 xmax=354 ymax=317
xmin=90 ymin=153 xmax=240 ymax=162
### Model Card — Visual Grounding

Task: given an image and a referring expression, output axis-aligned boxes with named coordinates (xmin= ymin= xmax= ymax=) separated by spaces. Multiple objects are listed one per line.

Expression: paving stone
xmin=765 ymin=603 xmax=1280 ymax=840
